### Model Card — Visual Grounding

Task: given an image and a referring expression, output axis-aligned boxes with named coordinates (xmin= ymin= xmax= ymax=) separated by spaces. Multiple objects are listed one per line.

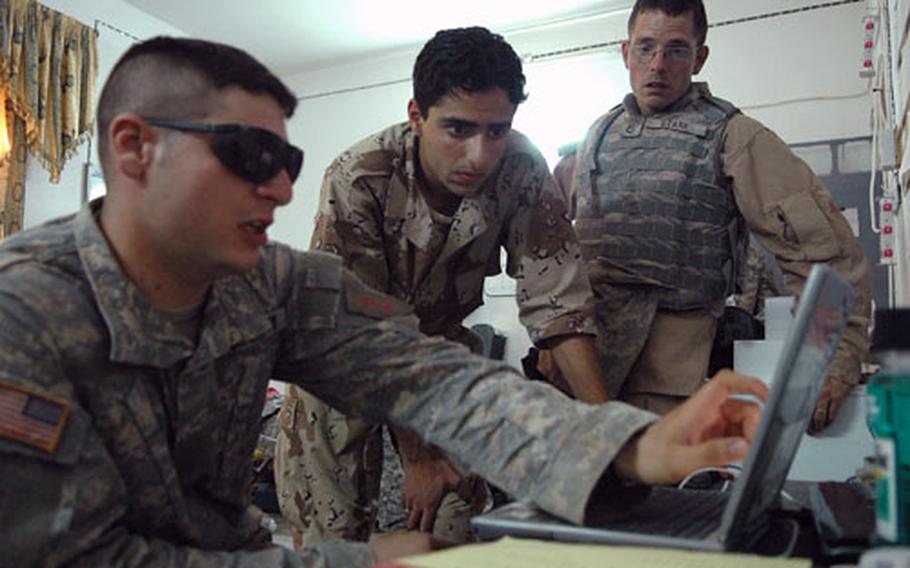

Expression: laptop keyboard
xmin=595 ymin=487 xmax=729 ymax=539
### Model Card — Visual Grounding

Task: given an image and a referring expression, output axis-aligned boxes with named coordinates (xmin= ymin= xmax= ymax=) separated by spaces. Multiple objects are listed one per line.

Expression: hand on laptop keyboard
xmin=612 ymin=370 xmax=768 ymax=486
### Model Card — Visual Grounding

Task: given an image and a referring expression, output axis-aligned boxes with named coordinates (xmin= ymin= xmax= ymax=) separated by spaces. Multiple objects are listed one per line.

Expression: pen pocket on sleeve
xmin=772 ymin=192 xmax=840 ymax=261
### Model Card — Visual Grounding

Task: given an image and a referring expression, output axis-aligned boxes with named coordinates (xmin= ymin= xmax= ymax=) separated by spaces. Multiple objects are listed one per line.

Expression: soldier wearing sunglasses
xmin=0 ymin=35 xmax=769 ymax=568
xmin=552 ymin=0 xmax=870 ymax=432
xmin=275 ymin=26 xmax=610 ymax=550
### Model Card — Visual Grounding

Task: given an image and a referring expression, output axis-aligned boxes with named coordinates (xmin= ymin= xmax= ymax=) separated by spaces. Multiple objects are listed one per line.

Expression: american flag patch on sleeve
xmin=0 ymin=381 xmax=70 ymax=453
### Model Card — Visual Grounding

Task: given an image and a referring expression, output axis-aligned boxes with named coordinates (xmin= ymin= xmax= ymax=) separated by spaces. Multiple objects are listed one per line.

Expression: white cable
xmin=779 ymin=489 xmax=799 ymax=504
xmin=868 ymin=100 xmax=879 ymax=233
xmin=676 ymin=469 xmax=803 ymax=555
xmin=677 ymin=466 xmax=740 ymax=490
xmin=868 ymin=53 xmax=887 ymax=234
xmin=738 ymin=86 xmax=871 ymax=112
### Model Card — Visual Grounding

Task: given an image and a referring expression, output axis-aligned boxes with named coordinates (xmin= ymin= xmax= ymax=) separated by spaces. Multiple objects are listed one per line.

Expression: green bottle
xmin=867 ymin=308 xmax=910 ymax=544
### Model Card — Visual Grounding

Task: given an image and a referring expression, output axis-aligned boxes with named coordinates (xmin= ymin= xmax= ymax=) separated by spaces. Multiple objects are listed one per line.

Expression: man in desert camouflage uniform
xmin=554 ymin=0 xmax=870 ymax=431
xmin=275 ymin=27 xmax=608 ymax=548
xmin=0 ymin=36 xmax=769 ymax=568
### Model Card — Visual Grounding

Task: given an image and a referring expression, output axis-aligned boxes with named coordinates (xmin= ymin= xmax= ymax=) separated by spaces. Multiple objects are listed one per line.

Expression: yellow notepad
xmin=401 ymin=537 xmax=811 ymax=568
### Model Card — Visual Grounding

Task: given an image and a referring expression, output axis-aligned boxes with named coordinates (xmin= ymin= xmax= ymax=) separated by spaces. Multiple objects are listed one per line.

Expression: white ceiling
xmin=123 ymin=0 xmax=634 ymax=76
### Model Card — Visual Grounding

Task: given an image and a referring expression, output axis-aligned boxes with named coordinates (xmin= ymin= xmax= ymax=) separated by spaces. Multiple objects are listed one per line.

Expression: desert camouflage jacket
xmin=311 ymin=122 xmax=596 ymax=344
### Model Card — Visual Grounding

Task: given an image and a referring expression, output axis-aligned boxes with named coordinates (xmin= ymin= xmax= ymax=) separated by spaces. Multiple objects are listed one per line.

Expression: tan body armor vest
xmin=576 ymin=87 xmax=743 ymax=310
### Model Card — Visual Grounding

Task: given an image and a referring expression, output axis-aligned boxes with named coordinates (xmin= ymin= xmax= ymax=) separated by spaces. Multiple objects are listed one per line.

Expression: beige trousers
xmin=274 ymin=385 xmax=486 ymax=548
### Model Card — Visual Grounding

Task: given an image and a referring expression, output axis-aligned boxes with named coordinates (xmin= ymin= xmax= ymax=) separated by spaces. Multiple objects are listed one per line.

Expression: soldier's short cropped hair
xmin=96 ymin=36 xmax=297 ymax=176
xmin=412 ymin=27 xmax=527 ymax=117
xmin=628 ymin=0 xmax=708 ymax=45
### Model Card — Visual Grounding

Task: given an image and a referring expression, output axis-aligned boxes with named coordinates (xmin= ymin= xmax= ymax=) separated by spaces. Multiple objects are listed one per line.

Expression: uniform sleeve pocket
xmin=772 ymin=192 xmax=840 ymax=261
xmin=294 ymin=251 xmax=343 ymax=330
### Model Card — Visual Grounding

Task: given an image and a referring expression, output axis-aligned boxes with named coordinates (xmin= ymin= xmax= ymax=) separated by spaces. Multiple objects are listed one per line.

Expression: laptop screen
xmin=719 ymin=264 xmax=855 ymax=548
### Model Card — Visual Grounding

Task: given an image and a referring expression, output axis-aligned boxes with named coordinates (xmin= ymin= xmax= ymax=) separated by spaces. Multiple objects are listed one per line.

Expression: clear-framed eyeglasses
xmin=630 ymin=44 xmax=696 ymax=64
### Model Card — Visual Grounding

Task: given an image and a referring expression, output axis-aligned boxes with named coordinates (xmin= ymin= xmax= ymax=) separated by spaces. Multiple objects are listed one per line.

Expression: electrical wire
xmin=867 ymin=45 xmax=894 ymax=235
xmin=93 ymin=19 xmax=140 ymax=42
xmin=779 ymin=489 xmax=800 ymax=505
xmin=677 ymin=465 xmax=741 ymax=491
xmin=738 ymin=85 xmax=871 ymax=113
xmin=869 ymin=84 xmax=881 ymax=234
xmin=676 ymin=467 xmax=805 ymax=556
xmin=678 ymin=467 xmax=806 ymax=512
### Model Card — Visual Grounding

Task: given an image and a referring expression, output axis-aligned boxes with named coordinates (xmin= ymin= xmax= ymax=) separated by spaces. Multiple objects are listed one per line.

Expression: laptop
xmin=472 ymin=263 xmax=856 ymax=552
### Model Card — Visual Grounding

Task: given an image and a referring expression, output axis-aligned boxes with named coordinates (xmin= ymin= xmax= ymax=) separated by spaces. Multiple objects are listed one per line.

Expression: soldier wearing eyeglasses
xmin=553 ymin=0 xmax=870 ymax=432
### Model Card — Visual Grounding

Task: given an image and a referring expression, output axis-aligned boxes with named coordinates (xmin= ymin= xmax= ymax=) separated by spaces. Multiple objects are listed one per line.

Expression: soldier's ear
xmin=407 ymin=99 xmax=425 ymax=136
xmin=693 ymin=44 xmax=709 ymax=75
xmin=109 ymin=114 xmax=157 ymax=183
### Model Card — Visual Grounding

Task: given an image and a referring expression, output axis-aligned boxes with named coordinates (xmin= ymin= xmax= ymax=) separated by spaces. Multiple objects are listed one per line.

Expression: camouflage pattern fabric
xmin=587 ymin=282 xmax=715 ymax=413
xmin=275 ymin=387 xmax=486 ymax=547
xmin=308 ymin=122 xmax=595 ymax=343
xmin=277 ymin=122 xmax=596 ymax=545
xmin=0 ymin=199 xmax=654 ymax=567
xmin=276 ymin=388 xmax=383 ymax=545
xmin=733 ymin=233 xmax=787 ymax=320
xmin=589 ymin=283 xmax=660 ymax=398
xmin=578 ymin=84 xmax=741 ymax=311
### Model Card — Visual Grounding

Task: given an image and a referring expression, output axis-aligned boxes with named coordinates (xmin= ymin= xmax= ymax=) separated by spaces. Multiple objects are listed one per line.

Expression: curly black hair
xmin=412 ymin=27 xmax=527 ymax=117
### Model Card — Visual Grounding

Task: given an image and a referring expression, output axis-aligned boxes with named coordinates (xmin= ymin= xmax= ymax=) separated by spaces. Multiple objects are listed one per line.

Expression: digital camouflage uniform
xmin=275 ymin=122 xmax=596 ymax=546
xmin=561 ymin=83 xmax=871 ymax=414
xmin=733 ymin=233 xmax=786 ymax=320
xmin=0 ymin=200 xmax=655 ymax=568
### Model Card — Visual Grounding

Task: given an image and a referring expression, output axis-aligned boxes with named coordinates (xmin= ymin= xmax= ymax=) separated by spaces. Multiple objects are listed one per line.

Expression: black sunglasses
xmin=143 ymin=118 xmax=304 ymax=184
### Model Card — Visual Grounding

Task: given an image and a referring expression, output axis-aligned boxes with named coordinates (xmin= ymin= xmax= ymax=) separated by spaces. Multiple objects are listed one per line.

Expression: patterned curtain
xmin=0 ymin=100 xmax=26 ymax=238
xmin=0 ymin=0 xmax=98 ymax=237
